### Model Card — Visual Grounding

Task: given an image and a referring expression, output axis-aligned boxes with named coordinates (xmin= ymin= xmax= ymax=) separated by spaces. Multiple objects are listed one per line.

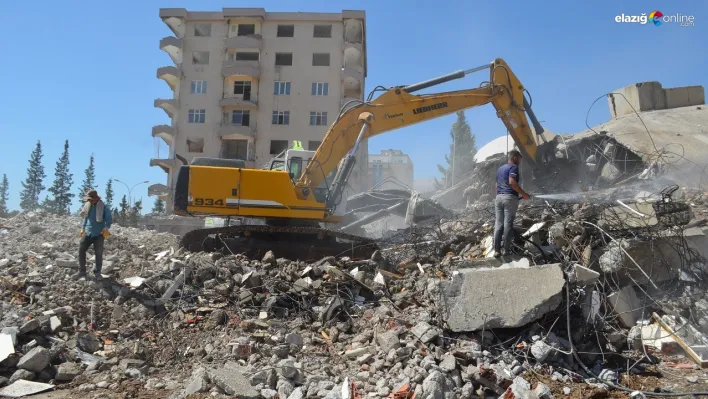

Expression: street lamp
xmin=113 ymin=179 xmax=149 ymax=207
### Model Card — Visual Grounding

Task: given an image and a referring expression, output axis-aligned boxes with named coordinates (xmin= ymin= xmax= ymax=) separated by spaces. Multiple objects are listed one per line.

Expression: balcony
xmin=150 ymin=158 xmax=179 ymax=174
xmin=219 ymin=122 xmax=257 ymax=138
xmin=152 ymin=125 xmax=175 ymax=145
xmin=160 ymin=8 xmax=187 ymax=38
xmin=341 ymin=67 xmax=363 ymax=97
xmin=219 ymin=97 xmax=258 ymax=108
xmin=222 ymin=60 xmax=260 ymax=79
xmin=225 ymin=34 xmax=262 ymax=50
xmin=156 ymin=66 xmax=180 ymax=91
xmin=148 ymin=183 xmax=170 ymax=198
xmin=160 ymin=36 xmax=183 ymax=64
xmin=154 ymin=98 xmax=178 ymax=119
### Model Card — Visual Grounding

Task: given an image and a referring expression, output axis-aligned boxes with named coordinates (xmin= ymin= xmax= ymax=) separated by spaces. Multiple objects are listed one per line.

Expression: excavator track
xmin=180 ymin=224 xmax=379 ymax=261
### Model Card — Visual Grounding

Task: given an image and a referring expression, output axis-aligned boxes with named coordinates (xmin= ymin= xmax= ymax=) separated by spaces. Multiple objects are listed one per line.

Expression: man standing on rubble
xmin=76 ymin=189 xmax=112 ymax=280
xmin=493 ymin=150 xmax=530 ymax=257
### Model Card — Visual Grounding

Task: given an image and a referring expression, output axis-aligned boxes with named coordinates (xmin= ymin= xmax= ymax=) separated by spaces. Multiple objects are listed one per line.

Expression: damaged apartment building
xmin=149 ymin=7 xmax=369 ymax=213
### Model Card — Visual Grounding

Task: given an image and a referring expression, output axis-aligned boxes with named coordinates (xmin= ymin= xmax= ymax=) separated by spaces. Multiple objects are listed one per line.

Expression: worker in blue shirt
xmin=77 ymin=189 xmax=112 ymax=280
xmin=493 ymin=150 xmax=531 ymax=257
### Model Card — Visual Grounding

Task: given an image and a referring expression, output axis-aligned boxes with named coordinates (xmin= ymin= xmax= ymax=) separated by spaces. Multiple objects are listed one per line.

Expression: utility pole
xmin=113 ymin=179 xmax=149 ymax=207
xmin=451 ymin=134 xmax=456 ymax=187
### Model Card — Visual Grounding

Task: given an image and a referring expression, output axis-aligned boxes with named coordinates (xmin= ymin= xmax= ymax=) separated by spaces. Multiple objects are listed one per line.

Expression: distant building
xmin=150 ymin=7 xmax=368 ymax=212
xmin=367 ymin=149 xmax=414 ymax=191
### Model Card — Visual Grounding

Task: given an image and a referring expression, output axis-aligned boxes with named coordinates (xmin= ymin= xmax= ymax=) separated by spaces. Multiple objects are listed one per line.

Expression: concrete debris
xmin=432 ymin=263 xmax=565 ymax=331
xmin=16 ymin=347 xmax=50 ymax=373
xmin=608 ymin=285 xmax=642 ymax=328
xmin=0 ymin=379 xmax=53 ymax=398
xmin=0 ymin=334 xmax=13 ymax=364
xmin=55 ymin=362 xmax=82 ymax=382
xmin=2 ymin=127 xmax=708 ymax=399
xmin=206 ymin=362 xmax=259 ymax=398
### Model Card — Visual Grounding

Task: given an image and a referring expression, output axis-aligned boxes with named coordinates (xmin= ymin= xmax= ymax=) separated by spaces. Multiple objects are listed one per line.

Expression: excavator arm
xmin=296 ymin=58 xmax=548 ymax=205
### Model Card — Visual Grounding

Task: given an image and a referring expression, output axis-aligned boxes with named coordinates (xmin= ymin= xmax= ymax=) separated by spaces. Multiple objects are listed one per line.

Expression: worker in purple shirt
xmin=493 ymin=150 xmax=531 ymax=257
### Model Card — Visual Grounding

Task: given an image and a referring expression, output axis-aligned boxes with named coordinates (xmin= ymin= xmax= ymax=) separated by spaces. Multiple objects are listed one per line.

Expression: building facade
xmin=368 ymin=149 xmax=414 ymax=191
xmin=150 ymin=8 xmax=368 ymax=211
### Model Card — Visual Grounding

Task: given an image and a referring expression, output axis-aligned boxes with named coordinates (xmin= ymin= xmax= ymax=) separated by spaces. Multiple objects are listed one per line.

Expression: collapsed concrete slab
xmin=430 ymin=262 xmax=565 ymax=332
xmin=206 ymin=362 xmax=259 ymax=398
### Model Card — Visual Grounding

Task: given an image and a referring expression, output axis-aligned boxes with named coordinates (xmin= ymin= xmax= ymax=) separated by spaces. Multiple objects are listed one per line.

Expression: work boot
xmin=72 ymin=270 xmax=87 ymax=280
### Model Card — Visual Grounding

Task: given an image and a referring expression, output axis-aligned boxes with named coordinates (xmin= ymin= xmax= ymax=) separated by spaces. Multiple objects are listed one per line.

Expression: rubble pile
xmin=2 ymin=178 xmax=708 ymax=398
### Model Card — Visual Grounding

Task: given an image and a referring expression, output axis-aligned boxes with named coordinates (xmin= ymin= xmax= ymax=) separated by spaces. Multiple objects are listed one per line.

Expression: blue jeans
xmin=494 ymin=194 xmax=519 ymax=253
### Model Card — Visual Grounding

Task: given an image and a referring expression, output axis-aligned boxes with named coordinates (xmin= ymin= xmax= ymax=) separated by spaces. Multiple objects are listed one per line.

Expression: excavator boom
xmin=300 ymin=59 xmax=543 ymax=193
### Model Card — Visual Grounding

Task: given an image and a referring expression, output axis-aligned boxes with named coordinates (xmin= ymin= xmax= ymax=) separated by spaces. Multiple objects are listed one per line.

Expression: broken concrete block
xmin=439 ymin=354 xmax=456 ymax=372
xmin=433 ymin=263 xmax=565 ymax=331
xmin=262 ymin=250 xmax=276 ymax=266
xmin=277 ymin=379 xmax=294 ymax=399
xmin=119 ymin=358 xmax=145 ymax=371
xmin=185 ymin=368 xmax=208 ymax=395
xmin=0 ymin=379 xmax=53 ymax=397
xmin=1 ymin=328 xmax=18 ymax=346
xmin=17 ymin=347 xmax=50 ymax=372
xmin=19 ymin=319 xmax=39 ymax=335
xmin=411 ymin=321 xmax=438 ymax=343
xmin=600 ymin=162 xmax=621 ymax=183
xmin=49 ymin=316 xmax=61 ymax=332
xmin=9 ymin=370 xmax=35 ymax=384
xmin=502 ymin=376 xmax=537 ymax=399
xmin=0 ymin=259 xmax=9 ymax=267
xmin=548 ymin=222 xmax=568 ymax=247
xmin=76 ymin=332 xmax=101 ymax=353
xmin=573 ymin=264 xmax=600 ymax=285
xmin=207 ymin=363 xmax=259 ymax=398
xmin=599 ymin=240 xmax=628 ymax=273
xmin=285 ymin=332 xmax=303 ymax=349
xmin=344 ymin=347 xmax=371 ymax=359
xmin=531 ymin=340 xmax=553 ymax=363
xmin=0 ymin=334 xmax=14 ymax=363
xmin=277 ymin=358 xmax=298 ymax=379
xmin=55 ymin=362 xmax=82 ymax=382
xmin=608 ymin=285 xmax=641 ymax=328
xmin=376 ymin=330 xmax=401 ymax=353
xmin=55 ymin=259 xmax=77 ymax=268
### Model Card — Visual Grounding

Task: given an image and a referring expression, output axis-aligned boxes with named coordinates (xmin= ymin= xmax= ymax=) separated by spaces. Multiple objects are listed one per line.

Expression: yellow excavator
xmin=173 ymin=58 xmax=556 ymax=259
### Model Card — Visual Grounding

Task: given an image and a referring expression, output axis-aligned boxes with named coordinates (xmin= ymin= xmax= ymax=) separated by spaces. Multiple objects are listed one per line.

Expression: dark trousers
xmin=78 ymin=235 xmax=104 ymax=275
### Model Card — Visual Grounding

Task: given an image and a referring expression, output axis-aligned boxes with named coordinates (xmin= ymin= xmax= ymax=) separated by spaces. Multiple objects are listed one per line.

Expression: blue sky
xmin=0 ymin=0 xmax=705 ymax=212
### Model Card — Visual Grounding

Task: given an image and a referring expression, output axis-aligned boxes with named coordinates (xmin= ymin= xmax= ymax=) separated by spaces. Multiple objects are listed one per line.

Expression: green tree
xmin=111 ymin=208 xmax=120 ymax=226
xmin=118 ymin=195 xmax=129 ymax=225
xmin=19 ymin=141 xmax=47 ymax=211
xmin=436 ymin=111 xmax=477 ymax=188
xmin=0 ymin=174 xmax=9 ymax=217
xmin=40 ymin=195 xmax=54 ymax=212
xmin=46 ymin=140 xmax=74 ymax=215
xmin=78 ymin=154 xmax=96 ymax=205
xmin=151 ymin=197 xmax=165 ymax=214
xmin=105 ymin=179 xmax=114 ymax=210
xmin=129 ymin=199 xmax=143 ymax=227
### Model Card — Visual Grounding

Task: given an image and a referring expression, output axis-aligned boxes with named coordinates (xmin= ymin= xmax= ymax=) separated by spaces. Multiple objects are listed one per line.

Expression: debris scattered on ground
xmin=3 ymin=107 xmax=708 ymax=397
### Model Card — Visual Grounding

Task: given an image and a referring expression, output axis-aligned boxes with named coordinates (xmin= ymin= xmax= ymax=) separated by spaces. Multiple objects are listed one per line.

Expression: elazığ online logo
xmin=615 ymin=10 xmax=695 ymax=26
xmin=649 ymin=10 xmax=663 ymax=25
